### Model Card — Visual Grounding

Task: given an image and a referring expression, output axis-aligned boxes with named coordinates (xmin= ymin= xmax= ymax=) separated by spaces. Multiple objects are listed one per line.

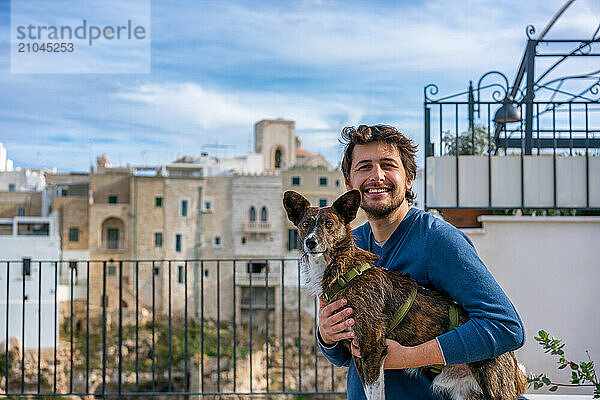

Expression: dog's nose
xmin=305 ymin=238 xmax=317 ymax=250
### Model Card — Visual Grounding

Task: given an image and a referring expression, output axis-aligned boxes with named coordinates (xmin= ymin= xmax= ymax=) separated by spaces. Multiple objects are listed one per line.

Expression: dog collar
xmin=322 ymin=263 xmax=373 ymax=303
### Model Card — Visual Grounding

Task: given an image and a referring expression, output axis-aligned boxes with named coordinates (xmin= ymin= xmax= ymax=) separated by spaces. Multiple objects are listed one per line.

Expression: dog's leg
xmin=363 ymin=360 xmax=385 ymax=400
xmin=354 ymin=342 xmax=387 ymax=400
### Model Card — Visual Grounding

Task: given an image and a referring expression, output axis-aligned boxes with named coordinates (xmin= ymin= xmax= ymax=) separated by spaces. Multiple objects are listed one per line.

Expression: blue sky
xmin=0 ymin=0 xmax=598 ymax=172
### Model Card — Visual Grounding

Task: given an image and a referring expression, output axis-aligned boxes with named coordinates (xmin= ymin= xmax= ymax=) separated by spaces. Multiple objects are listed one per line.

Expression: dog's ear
xmin=331 ymin=190 xmax=361 ymax=225
xmin=283 ymin=191 xmax=311 ymax=226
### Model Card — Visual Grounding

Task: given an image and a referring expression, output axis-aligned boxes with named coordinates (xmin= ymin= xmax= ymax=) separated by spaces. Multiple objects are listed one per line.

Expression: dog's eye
xmin=325 ymin=220 xmax=333 ymax=228
xmin=301 ymin=221 xmax=309 ymax=229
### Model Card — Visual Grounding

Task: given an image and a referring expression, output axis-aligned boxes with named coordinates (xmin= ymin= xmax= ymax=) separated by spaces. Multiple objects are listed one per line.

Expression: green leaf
xmin=549 ymin=386 xmax=558 ymax=392
xmin=571 ymin=362 xmax=579 ymax=370
xmin=558 ymin=364 xmax=567 ymax=369
xmin=542 ymin=377 xmax=551 ymax=385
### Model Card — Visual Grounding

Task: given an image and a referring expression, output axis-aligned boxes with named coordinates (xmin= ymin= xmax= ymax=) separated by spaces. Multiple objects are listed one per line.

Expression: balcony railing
xmin=424 ymin=98 xmax=600 ymax=210
xmin=0 ymin=258 xmax=346 ymax=397
xmin=242 ymin=222 xmax=272 ymax=233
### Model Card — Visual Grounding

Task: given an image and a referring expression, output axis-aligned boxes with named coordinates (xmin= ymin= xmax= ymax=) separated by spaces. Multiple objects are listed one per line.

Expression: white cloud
xmin=114 ymin=81 xmax=366 ymax=133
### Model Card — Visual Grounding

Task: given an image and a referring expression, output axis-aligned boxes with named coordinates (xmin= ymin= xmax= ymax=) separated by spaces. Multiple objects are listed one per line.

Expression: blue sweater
xmin=318 ymin=207 xmax=525 ymax=399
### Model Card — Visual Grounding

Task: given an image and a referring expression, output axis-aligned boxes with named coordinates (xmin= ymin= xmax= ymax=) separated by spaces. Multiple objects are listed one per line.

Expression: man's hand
xmin=318 ymin=296 xmax=355 ymax=346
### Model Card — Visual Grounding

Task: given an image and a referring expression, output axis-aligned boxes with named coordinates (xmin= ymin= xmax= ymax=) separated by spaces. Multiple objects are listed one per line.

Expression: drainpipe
xmin=194 ymin=185 xmax=203 ymax=317
xmin=133 ymin=176 xmax=138 ymax=260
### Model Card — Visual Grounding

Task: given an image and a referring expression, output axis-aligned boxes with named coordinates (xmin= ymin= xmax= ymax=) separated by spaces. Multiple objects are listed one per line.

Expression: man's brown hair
xmin=340 ymin=125 xmax=418 ymax=204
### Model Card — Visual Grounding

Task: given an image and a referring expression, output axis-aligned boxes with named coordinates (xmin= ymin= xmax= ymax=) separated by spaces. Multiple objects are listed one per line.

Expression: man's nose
xmin=306 ymin=237 xmax=317 ymax=250
xmin=369 ymin=164 xmax=385 ymax=181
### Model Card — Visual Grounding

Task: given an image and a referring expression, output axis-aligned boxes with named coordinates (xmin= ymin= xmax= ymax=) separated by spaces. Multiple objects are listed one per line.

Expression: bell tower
xmin=254 ymin=119 xmax=296 ymax=171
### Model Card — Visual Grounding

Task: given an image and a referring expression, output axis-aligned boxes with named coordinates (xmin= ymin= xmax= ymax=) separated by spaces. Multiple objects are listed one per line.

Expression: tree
xmin=442 ymin=125 xmax=496 ymax=156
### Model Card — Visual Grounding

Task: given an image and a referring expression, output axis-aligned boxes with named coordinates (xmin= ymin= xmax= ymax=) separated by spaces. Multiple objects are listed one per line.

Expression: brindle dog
xmin=283 ymin=189 xmax=527 ymax=400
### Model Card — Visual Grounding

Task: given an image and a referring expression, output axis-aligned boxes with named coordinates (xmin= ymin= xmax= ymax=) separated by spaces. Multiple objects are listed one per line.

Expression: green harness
xmin=322 ymin=263 xmax=460 ymax=375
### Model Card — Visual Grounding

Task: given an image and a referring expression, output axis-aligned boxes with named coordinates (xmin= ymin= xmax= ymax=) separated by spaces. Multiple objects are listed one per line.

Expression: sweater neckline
xmin=367 ymin=207 xmax=418 ymax=254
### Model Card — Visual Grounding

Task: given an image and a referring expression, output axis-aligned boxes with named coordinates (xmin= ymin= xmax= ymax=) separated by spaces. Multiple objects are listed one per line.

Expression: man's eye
xmin=325 ymin=221 xmax=333 ymax=228
xmin=301 ymin=221 xmax=309 ymax=229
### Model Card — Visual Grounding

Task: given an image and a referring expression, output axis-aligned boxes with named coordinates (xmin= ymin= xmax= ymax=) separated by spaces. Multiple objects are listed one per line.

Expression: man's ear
xmin=283 ymin=191 xmax=310 ymax=226
xmin=331 ymin=190 xmax=361 ymax=225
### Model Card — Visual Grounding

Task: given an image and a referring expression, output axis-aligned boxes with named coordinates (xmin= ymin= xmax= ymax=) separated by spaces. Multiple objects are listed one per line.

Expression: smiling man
xmin=316 ymin=125 xmax=525 ymax=399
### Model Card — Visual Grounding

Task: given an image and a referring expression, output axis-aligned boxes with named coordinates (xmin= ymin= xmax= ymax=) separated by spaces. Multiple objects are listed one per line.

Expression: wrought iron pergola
xmin=422 ymin=5 xmax=600 ymax=212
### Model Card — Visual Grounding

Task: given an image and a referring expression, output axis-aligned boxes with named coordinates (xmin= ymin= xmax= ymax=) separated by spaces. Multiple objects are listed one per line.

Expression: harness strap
xmin=429 ymin=303 xmax=460 ymax=375
xmin=386 ymin=285 xmax=418 ymax=335
xmin=322 ymin=263 xmax=372 ymax=303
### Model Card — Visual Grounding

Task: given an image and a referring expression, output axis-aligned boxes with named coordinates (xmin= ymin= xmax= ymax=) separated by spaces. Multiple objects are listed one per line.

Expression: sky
xmin=0 ymin=0 xmax=598 ymax=173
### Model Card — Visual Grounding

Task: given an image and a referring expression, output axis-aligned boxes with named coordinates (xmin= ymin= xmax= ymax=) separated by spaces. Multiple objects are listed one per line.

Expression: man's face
xmin=345 ymin=142 xmax=412 ymax=218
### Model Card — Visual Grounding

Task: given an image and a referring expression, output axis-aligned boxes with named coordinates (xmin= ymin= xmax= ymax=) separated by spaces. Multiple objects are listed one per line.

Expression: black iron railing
xmin=0 ymin=259 xmax=346 ymax=397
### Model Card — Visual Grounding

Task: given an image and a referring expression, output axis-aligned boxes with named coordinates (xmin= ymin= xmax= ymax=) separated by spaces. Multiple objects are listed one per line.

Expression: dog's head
xmin=283 ymin=190 xmax=361 ymax=255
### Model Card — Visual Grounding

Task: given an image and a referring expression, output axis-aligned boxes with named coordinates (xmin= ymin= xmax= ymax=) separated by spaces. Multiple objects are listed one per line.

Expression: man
xmin=317 ymin=125 xmax=525 ymax=399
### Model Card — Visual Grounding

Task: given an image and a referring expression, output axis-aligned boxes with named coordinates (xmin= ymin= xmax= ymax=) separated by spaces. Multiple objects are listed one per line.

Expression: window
xmin=69 ymin=261 xmax=78 ymax=284
xmin=260 ymin=206 xmax=268 ymax=222
xmin=274 ymin=148 xmax=282 ymax=169
xmin=69 ymin=261 xmax=78 ymax=275
xmin=175 ymin=234 xmax=182 ymax=252
xmin=107 ymin=228 xmax=119 ymax=249
xmin=8 ymin=184 xmax=15 ymax=192
xmin=108 ymin=196 xmax=117 ymax=204
xmin=18 ymin=207 xmax=25 ymax=216
xmin=319 ymin=198 xmax=327 ymax=207
xmin=214 ymin=236 xmax=221 ymax=246
xmin=108 ymin=265 xmax=117 ymax=276
xmin=319 ymin=177 xmax=328 ymax=186
xmin=249 ymin=206 xmax=256 ymax=222
xmin=154 ymin=232 xmax=163 ymax=247
xmin=181 ymin=200 xmax=188 ymax=217
xmin=178 ymin=265 xmax=184 ymax=284
xmin=155 ymin=197 xmax=163 ymax=207
xmin=69 ymin=227 xmax=79 ymax=242
xmin=154 ymin=267 xmax=160 ymax=276
xmin=291 ymin=176 xmax=300 ymax=186
xmin=247 ymin=261 xmax=267 ymax=273
xmin=288 ymin=229 xmax=300 ymax=251
xmin=204 ymin=269 xmax=209 ymax=278
xmin=335 ymin=179 xmax=340 ymax=187
xmin=22 ymin=258 xmax=31 ymax=276
xmin=241 ymin=237 xmax=246 ymax=244
xmin=205 ymin=201 xmax=211 ymax=211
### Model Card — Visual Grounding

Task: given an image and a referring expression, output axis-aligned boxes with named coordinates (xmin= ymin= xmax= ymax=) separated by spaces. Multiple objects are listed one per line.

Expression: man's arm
xmin=427 ymin=224 xmax=525 ymax=365
xmin=351 ymin=337 xmax=445 ymax=369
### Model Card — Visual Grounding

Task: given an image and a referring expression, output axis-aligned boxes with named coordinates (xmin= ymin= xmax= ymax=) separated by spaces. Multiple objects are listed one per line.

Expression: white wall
xmin=0 ymin=213 xmax=61 ymax=350
xmin=463 ymin=216 xmax=600 ymax=395
xmin=0 ymin=169 xmax=46 ymax=192
xmin=427 ymin=156 xmax=600 ymax=208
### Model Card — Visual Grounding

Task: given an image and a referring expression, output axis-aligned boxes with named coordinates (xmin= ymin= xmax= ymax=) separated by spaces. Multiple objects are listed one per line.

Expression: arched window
xmin=274 ymin=149 xmax=282 ymax=169
xmin=101 ymin=217 xmax=125 ymax=250
xmin=260 ymin=206 xmax=268 ymax=222
xmin=249 ymin=206 xmax=256 ymax=222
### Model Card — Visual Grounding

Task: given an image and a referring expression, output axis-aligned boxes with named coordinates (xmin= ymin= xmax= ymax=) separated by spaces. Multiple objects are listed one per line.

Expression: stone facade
xmin=0 ymin=191 xmax=42 ymax=218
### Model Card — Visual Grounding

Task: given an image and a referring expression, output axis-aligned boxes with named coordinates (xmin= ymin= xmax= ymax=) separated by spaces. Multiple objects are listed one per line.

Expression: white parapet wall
xmin=462 ymin=216 xmax=600 ymax=396
xmin=426 ymin=155 xmax=600 ymax=208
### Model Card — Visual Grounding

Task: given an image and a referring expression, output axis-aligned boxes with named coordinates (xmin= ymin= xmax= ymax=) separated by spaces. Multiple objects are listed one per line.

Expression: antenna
xmin=202 ymin=143 xmax=236 ymax=158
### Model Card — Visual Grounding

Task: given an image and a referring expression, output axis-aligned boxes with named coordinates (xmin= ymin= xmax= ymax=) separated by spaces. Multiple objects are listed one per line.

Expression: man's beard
xmin=360 ymin=186 xmax=405 ymax=219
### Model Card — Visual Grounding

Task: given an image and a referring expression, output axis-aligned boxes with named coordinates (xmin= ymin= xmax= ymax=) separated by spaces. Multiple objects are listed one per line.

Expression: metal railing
xmin=0 ymin=259 xmax=347 ymax=397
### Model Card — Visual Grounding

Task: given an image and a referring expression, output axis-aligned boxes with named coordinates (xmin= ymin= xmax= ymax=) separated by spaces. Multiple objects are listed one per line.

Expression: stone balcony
xmin=242 ymin=221 xmax=272 ymax=233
